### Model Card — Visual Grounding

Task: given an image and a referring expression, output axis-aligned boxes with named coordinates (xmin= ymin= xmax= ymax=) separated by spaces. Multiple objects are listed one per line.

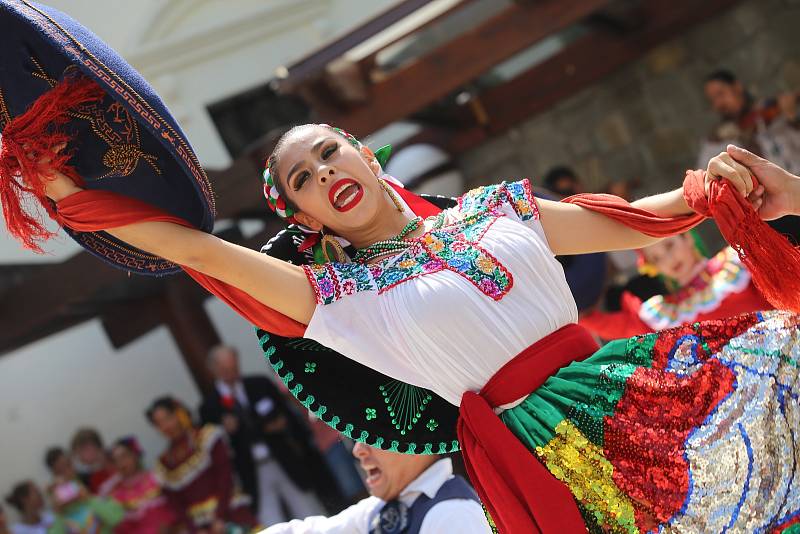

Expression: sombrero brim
xmin=0 ymin=1 xmax=214 ymax=275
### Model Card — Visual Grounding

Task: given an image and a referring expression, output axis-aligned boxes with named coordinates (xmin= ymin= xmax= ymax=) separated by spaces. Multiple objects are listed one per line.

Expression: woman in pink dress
xmin=99 ymin=437 xmax=175 ymax=534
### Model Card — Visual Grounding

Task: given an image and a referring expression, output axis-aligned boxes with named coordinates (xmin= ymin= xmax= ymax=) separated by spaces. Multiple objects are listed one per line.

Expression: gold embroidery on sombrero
xmin=28 ymin=55 xmax=162 ymax=180
xmin=0 ymin=87 xmax=11 ymax=128
xmin=29 ymin=55 xmax=58 ymax=87
xmin=77 ymin=233 xmax=175 ymax=272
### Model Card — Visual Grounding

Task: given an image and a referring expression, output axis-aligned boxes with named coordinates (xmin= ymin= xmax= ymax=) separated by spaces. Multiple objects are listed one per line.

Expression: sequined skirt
xmin=500 ymin=310 xmax=800 ymax=533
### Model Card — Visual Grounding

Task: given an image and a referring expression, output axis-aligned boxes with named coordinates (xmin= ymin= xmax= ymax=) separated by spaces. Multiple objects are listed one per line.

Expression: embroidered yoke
xmin=302 ymin=180 xmax=578 ymax=406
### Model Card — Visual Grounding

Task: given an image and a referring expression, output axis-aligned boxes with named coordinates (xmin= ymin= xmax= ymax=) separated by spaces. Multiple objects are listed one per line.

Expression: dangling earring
xmin=320 ymin=232 xmax=348 ymax=263
xmin=378 ymin=177 xmax=404 ymax=212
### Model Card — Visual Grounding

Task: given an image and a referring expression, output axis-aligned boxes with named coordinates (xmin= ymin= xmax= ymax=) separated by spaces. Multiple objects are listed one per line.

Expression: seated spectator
xmin=199 ymin=346 xmax=328 ymax=525
xmin=543 ymin=165 xmax=583 ymax=198
xmin=43 ymin=447 xmax=124 ymax=534
xmin=70 ymin=428 xmax=115 ymax=494
xmin=699 ymin=69 xmax=799 ymax=174
xmin=262 ymin=443 xmax=491 ymax=533
xmin=99 ymin=437 xmax=175 ymax=534
xmin=147 ymin=396 xmax=255 ymax=534
xmin=0 ymin=505 xmax=9 ymax=534
xmin=699 ymin=68 xmax=800 ymax=244
xmin=4 ymin=480 xmax=54 ymax=534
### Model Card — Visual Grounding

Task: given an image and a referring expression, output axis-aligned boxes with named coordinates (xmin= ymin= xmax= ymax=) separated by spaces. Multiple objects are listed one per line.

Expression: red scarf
xmin=458 ymin=324 xmax=599 ymax=533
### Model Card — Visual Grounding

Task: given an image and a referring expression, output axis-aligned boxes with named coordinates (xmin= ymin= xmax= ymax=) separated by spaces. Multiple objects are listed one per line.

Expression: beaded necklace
xmin=352 ymin=216 xmax=424 ymax=264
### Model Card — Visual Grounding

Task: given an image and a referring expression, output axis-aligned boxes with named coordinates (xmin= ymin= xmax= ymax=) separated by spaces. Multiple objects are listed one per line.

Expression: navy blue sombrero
xmin=0 ymin=0 xmax=214 ymax=275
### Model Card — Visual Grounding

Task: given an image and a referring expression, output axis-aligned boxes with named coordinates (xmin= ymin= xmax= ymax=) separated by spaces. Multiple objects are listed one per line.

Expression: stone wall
xmin=458 ymin=0 xmax=800 ymax=196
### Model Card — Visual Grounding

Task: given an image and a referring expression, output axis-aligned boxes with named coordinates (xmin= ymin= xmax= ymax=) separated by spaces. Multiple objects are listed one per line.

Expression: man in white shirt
xmin=261 ymin=442 xmax=491 ymax=534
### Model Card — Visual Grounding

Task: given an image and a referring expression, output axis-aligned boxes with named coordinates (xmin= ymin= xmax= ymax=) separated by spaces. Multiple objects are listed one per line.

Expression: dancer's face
xmin=20 ymin=483 xmax=44 ymax=514
xmin=642 ymin=233 xmax=701 ymax=285
xmin=150 ymin=407 xmax=185 ymax=442
xmin=352 ymin=442 xmax=438 ymax=501
xmin=51 ymin=453 xmax=76 ymax=481
xmin=275 ymin=125 xmax=386 ymax=237
xmin=111 ymin=445 xmax=139 ymax=478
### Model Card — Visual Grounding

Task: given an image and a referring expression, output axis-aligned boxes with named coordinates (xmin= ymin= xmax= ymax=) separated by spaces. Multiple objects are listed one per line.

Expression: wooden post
xmin=161 ymin=282 xmax=220 ymax=394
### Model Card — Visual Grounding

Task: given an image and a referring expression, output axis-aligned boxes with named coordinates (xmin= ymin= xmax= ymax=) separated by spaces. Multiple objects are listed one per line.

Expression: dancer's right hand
xmin=726 ymin=144 xmax=800 ymax=220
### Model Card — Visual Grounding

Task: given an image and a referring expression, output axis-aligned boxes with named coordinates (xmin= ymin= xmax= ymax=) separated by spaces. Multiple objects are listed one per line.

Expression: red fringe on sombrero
xmin=0 ymin=75 xmax=104 ymax=252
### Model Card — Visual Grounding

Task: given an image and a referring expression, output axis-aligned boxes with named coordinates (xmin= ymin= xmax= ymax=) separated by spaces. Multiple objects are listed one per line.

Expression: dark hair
xmin=705 ymin=69 xmax=738 ymax=86
xmin=70 ymin=427 xmax=103 ymax=452
xmin=4 ymin=480 xmax=33 ymax=512
xmin=145 ymin=396 xmax=179 ymax=423
xmin=112 ymin=436 xmax=143 ymax=459
xmin=266 ymin=124 xmax=315 ymax=216
xmin=43 ymin=446 xmax=66 ymax=471
xmin=543 ymin=166 xmax=578 ymax=190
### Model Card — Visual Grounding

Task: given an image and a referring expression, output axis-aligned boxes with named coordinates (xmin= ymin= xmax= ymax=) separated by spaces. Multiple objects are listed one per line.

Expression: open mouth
xmin=329 ymin=178 xmax=363 ymax=212
xmin=363 ymin=465 xmax=383 ymax=487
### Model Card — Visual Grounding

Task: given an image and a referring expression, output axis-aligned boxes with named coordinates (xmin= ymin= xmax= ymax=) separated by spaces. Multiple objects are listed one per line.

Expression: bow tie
xmin=372 ymin=500 xmax=409 ymax=534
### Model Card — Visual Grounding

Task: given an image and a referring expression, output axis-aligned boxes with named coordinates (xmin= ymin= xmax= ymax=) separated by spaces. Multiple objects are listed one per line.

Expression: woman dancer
xmin=146 ymin=397 xmax=255 ymax=534
xmin=19 ymin=124 xmax=800 ymax=532
xmin=580 ymin=229 xmax=772 ymax=340
xmin=98 ymin=437 xmax=175 ymax=534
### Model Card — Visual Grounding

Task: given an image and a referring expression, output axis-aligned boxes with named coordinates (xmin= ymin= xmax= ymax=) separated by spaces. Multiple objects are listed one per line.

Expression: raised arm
xmin=539 ymin=151 xmax=757 ymax=255
xmin=45 ymin=172 xmax=316 ymax=325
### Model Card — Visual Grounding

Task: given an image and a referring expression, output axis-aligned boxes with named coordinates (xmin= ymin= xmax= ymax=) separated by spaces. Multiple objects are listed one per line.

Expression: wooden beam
xmin=161 ymin=283 xmax=220 ymax=393
xmin=319 ymin=0 xmax=611 ymax=135
xmin=279 ymin=0 xmax=436 ymax=90
xmin=0 ymin=251 xmax=130 ymax=355
xmin=446 ymin=0 xmax=742 ymax=153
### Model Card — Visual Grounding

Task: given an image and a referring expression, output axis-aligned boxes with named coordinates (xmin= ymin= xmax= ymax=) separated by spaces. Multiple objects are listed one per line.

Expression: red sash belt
xmin=458 ymin=323 xmax=599 ymax=534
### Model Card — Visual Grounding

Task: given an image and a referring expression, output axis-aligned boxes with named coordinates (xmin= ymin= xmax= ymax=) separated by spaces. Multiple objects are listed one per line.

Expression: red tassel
xmin=0 ymin=75 xmax=104 ymax=252
xmin=683 ymin=169 xmax=800 ymax=313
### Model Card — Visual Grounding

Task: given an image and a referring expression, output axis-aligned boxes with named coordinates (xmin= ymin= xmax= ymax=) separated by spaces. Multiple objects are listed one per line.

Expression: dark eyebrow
xmin=287 ymin=138 xmax=332 ymax=183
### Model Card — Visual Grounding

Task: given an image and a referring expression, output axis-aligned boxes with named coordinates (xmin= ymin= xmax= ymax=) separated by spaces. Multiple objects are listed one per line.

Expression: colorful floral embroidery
xmin=303 ymin=180 xmax=537 ymax=305
xmin=427 ymin=419 xmax=439 ymax=431
xmin=304 ymin=362 xmax=317 ymax=374
xmin=458 ymin=179 xmax=538 ymax=221
xmin=304 ymin=215 xmax=513 ymax=304
xmin=638 ymin=247 xmax=752 ymax=330
xmin=304 ymin=262 xmax=378 ymax=305
xmin=365 ymin=408 xmax=377 ymax=421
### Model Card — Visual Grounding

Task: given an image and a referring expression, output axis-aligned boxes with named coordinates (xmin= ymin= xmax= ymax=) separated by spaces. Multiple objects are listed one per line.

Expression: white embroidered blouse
xmin=303 ymin=180 xmax=578 ymax=406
